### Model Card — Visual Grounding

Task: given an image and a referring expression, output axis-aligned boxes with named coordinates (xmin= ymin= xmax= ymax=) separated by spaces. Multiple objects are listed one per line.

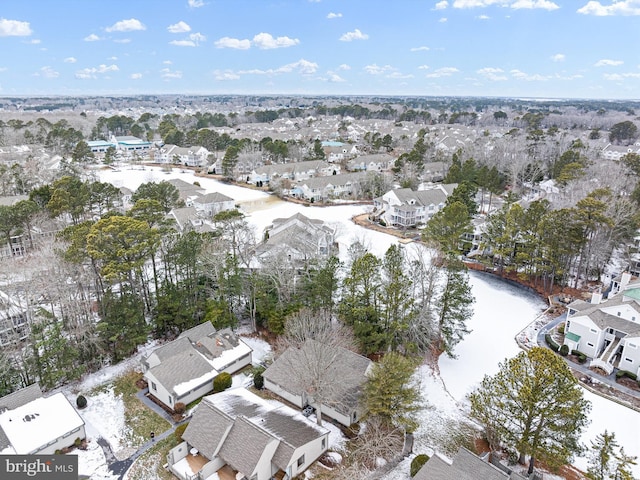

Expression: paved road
xmin=536 ymin=313 xmax=640 ymax=400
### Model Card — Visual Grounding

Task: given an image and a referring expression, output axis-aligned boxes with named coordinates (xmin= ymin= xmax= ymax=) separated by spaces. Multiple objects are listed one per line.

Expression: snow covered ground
xmin=91 ymin=166 xmax=640 ymax=478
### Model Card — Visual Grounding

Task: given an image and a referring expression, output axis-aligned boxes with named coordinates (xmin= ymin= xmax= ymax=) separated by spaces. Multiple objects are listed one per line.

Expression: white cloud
xmin=477 ymin=67 xmax=507 ymax=81
xmin=551 ymin=53 xmax=565 ymax=62
xmin=163 ymin=60 xmax=172 ymax=65
xmin=167 ymin=21 xmax=191 ymax=33
xmin=388 ymin=72 xmax=414 ymax=79
xmin=84 ymin=33 xmax=100 ymax=42
xmin=170 ymin=32 xmax=205 ymax=47
xmin=426 ymin=67 xmax=459 ymax=78
xmin=214 ymin=70 xmax=240 ymax=81
xmin=75 ymin=64 xmax=119 ymax=79
xmin=188 ymin=0 xmax=205 ymax=7
xmin=161 ymin=68 xmax=183 ymax=79
xmin=130 ymin=73 xmax=142 ymax=79
xmin=25 ymin=39 xmax=40 ymax=44
xmin=439 ymin=17 xmax=448 ymax=22
xmin=253 ymin=32 xmax=299 ymax=49
xmin=478 ymin=14 xmax=491 ymax=19
xmin=239 ymin=58 xmax=318 ymax=76
xmin=338 ymin=64 xmax=351 ymax=70
xmin=510 ymin=69 xmax=550 ymax=81
xmin=327 ymin=12 xmax=343 ymax=18
xmin=64 ymin=57 xmax=77 ymax=63
xmin=594 ymin=58 xmax=623 ymax=67
xmin=578 ymin=0 xmax=640 ymax=16
xmin=418 ymin=65 xmax=430 ymax=70
xmin=339 ymin=29 xmax=369 ymax=41
xmin=435 ymin=1 xmax=449 ymax=9
xmin=410 ymin=46 xmax=430 ymax=52
xmin=364 ymin=64 xmax=395 ymax=75
xmin=0 ymin=18 xmax=32 ymax=37
xmin=215 ymin=36 xmax=251 ymax=49
xmin=36 ymin=66 xmax=59 ymax=78
xmin=604 ymin=72 xmax=640 ymax=80
xmin=325 ymin=72 xmax=346 ymax=82
xmin=105 ymin=18 xmax=146 ymax=33
xmin=114 ymin=38 xmax=131 ymax=44
xmin=453 ymin=0 xmax=559 ymax=9
xmin=109 ymin=56 xmax=118 ymax=60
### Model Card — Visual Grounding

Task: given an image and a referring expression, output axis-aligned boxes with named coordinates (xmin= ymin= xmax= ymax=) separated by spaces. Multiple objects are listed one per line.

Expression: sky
xmin=0 ymin=0 xmax=639 ymax=100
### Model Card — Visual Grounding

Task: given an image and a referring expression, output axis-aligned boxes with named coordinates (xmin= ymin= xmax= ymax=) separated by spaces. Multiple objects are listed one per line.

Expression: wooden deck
xmin=185 ymin=453 xmax=208 ymax=473
xmin=215 ymin=465 xmax=236 ymax=480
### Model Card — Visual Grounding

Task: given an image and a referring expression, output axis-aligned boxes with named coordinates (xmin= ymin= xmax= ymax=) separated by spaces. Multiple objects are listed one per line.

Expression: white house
xmin=347 ymin=153 xmax=393 ymax=172
xmin=262 ymin=340 xmax=372 ymax=427
xmin=414 ymin=447 xmax=527 ymax=480
xmin=0 ymin=384 xmax=86 ymax=455
xmin=247 ymin=160 xmax=338 ymax=185
xmin=167 ymin=207 xmax=215 ymax=234
xmin=155 ymin=144 xmax=210 ymax=167
xmin=255 ymin=213 xmax=336 ymax=265
xmin=563 ymin=273 xmax=640 ymax=376
xmin=192 ymin=192 xmax=235 ymax=218
xmin=141 ymin=322 xmax=252 ymax=410
xmin=290 ymin=171 xmax=370 ymax=203
xmin=373 ymin=183 xmax=457 ymax=228
xmin=602 ymin=143 xmax=640 ymax=161
xmin=167 ymin=388 xmax=329 ymax=480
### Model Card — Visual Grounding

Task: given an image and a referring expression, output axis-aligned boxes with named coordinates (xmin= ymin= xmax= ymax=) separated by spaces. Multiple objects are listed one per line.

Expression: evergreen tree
xmin=363 ymin=352 xmax=422 ymax=432
xmin=469 ymin=347 xmax=591 ymax=475
xmin=586 ymin=430 xmax=637 ymax=480
xmin=436 ymin=258 xmax=474 ymax=358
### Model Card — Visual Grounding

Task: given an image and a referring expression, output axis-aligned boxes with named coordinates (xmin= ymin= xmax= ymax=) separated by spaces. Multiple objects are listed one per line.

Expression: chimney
xmin=621 ymin=272 xmax=632 ymax=290
xmin=591 ymin=292 xmax=603 ymax=304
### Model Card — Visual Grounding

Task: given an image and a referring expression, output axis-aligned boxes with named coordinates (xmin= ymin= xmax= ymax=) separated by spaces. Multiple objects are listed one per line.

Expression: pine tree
xmin=586 ymin=430 xmax=637 ymax=480
xmin=363 ymin=352 xmax=422 ymax=432
xmin=469 ymin=347 xmax=591 ymax=475
xmin=436 ymin=258 xmax=474 ymax=358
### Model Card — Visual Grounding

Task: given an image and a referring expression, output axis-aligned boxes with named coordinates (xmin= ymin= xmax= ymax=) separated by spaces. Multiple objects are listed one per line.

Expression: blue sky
xmin=1 ymin=0 xmax=639 ymax=99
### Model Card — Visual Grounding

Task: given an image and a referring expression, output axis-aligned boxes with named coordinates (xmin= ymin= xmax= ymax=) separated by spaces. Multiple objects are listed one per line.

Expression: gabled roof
xmin=299 ymin=171 xmax=369 ymax=190
xmin=262 ymin=340 xmax=371 ymax=415
xmin=193 ymin=192 xmax=234 ymax=204
xmin=0 ymin=383 xmax=42 ymax=412
xmin=568 ymin=291 xmax=640 ymax=337
xmin=181 ymin=400 xmax=233 ymax=460
xmin=219 ymin=416 xmax=274 ymax=476
xmin=414 ymin=448 xmax=527 ymax=480
xmin=255 ymin=160 xmax=329 ymax=176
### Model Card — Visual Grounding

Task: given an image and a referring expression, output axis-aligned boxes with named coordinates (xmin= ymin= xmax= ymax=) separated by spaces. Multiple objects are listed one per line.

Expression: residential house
xmin=167 ymin=388 xmax=329 ymax=480
xmin=0 ymin=384 xmax=86 ymax=455
xmin=167 ymin=207 xmax=215 ymax=234
xmin=165 ymin=178 xmax=205 ymax=205
xmin=192 ymin=192 xmax=235 ymax=218
xmin=347 ymin=153 xmax=393 ymax=172
xmin=374 ymin=183 xmax=457 ymax=228
xmin=290 ymin=171 xmax=370 ymax=203
xmin=414 ymin=447 xmax=527 ymax=480
xmin=234 ymin=153 xmax=264 ymax=179
xmin=262 ymin=340 xmax=372 ymax=427
xmin=602 ymin=143 xmax=640 ymax=161
xmin=155 ymin=144 xmax=210 ymax=167
xmin=255 ymin=213 xmax=336 ymax=265
xmin=563 ymin=272 xmax=640 ymax=376
xmin=421 ymin=161 xmax=448 ymax=182
xmin=247 ymin=160 xmax=338 ymax=186
xmin=141 ymin=322 xmax=252 ymax=410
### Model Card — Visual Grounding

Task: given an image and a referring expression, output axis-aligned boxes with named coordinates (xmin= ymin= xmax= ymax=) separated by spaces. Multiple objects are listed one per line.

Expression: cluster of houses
xmin=563 ymin=272 xmax=640 ymax=377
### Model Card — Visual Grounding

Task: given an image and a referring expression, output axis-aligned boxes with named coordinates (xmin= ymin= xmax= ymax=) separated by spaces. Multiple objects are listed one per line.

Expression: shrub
xmin=74 ymin=437 xmax=82 ymax=447
xmin=545 ymin=334 xmax=559 ymax=352
xmin=174 ymin=423 xmax=188 ymax=441
xmin=76 ymin=395 xmax=87 ymax=409
xmin=213 ymin=372 xmax=232 ymax=393
xmin=174 ymin=402 xmax=186 ymax=414
xmin=571 ymin=350 xmax=587 ymax=364
xmin=616 ymin=370 xmax=638 ymax=381
xmin=557 ymin=322 xmax=565 ymax=334
xmin=559 ymin=344 xmax=569 ymax=356
xmin=253 ymin=366 xmax=265 ymax=390
xmin=410 ymin=454 xmax=430 ymax=477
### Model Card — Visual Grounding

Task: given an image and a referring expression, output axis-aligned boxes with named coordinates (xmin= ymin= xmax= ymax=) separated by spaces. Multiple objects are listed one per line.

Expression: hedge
xmin=616 ymin=370 xmax=638 ymax=381
xmin=559 ymin=344 xmax=569 ymax=356
xmin=76 ymin=395 xmax=87 ymax=409
xmin=571 ymin=350 xmax=587 ymax=364
xmin=213 ymin=372 xmax=232 ymax=393
xmin=410 ymin=454 xmax=430 ymax=477
xmin=545 ymin=334 xmax=560 ymax=352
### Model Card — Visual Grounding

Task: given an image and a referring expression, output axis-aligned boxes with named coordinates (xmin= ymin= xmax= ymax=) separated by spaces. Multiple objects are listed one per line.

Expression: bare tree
xmin=275 ymin=308 xmax=362 ymax=426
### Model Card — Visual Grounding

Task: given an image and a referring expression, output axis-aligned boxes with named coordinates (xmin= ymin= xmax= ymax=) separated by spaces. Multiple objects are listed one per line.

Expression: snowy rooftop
xmin=0 ymin=392 xmax=84 ymax=454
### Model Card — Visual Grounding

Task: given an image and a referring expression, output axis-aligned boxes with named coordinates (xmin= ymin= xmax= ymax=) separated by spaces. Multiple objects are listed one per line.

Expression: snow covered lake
xmin=97 ymin=166 xmax=640 ymax=477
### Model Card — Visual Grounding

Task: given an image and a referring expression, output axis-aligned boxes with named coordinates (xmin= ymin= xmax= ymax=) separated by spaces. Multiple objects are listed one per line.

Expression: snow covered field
xmin=91 ymin=166 xmax=640 ymax=478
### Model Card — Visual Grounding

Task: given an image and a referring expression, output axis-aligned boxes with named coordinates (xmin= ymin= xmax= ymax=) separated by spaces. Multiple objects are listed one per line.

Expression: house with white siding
xmin=167 ymin=388 xmax=329 ymax=480
xmin=563 ymin=273 xmax=640 ymax=376
xmin=374 ymin=184 xmax=457 ymax=228
xmin=0 ymin=384 xmax=86 ymax=455
xmin=141 ymin=322 xmax=252 ymax=410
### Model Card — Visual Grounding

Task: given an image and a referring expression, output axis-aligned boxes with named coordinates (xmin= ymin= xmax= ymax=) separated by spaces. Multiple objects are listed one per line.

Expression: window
xmin=590 ymin=328 xmax=597 ymax=333
xmin=587 ymin=342 xmax=594 ymax=347
xmin=625 ymin=357 xmax=633 ymax=363
xmin=297 ymin=455 xmax=305 ymax=467
xmin=629 ymin=343 xmax=637 ymax=349
xmin=151 ymin=382 xmax=157 ymax=391
xmin=322 ymin=438 xmax=326 ymax=449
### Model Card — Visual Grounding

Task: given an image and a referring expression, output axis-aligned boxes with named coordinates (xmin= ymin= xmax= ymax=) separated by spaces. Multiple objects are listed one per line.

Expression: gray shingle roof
xmin=569 ymin=294 xmax=640 ymax=336
xmin=178 ymin=322 xmax=216 ymax=342
xmin=148 ymin=349 xmax=215 ymax=396
xmin=299 ymin=171 xmax=368 ymax=190
xmin=193 ymin=192 xmax=234 ymax=204
xmin=262 ymin=340 xmax=371 ymax=415
xmin=0 ymin=384 xmax=42 ymax=412
xmin=414 ymin=448 xmax=526 ymax=480
xmin=182 ymin=400 xmax=233 ymax=460
xmin=219 ymin=416 xmax=274 ymax=477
